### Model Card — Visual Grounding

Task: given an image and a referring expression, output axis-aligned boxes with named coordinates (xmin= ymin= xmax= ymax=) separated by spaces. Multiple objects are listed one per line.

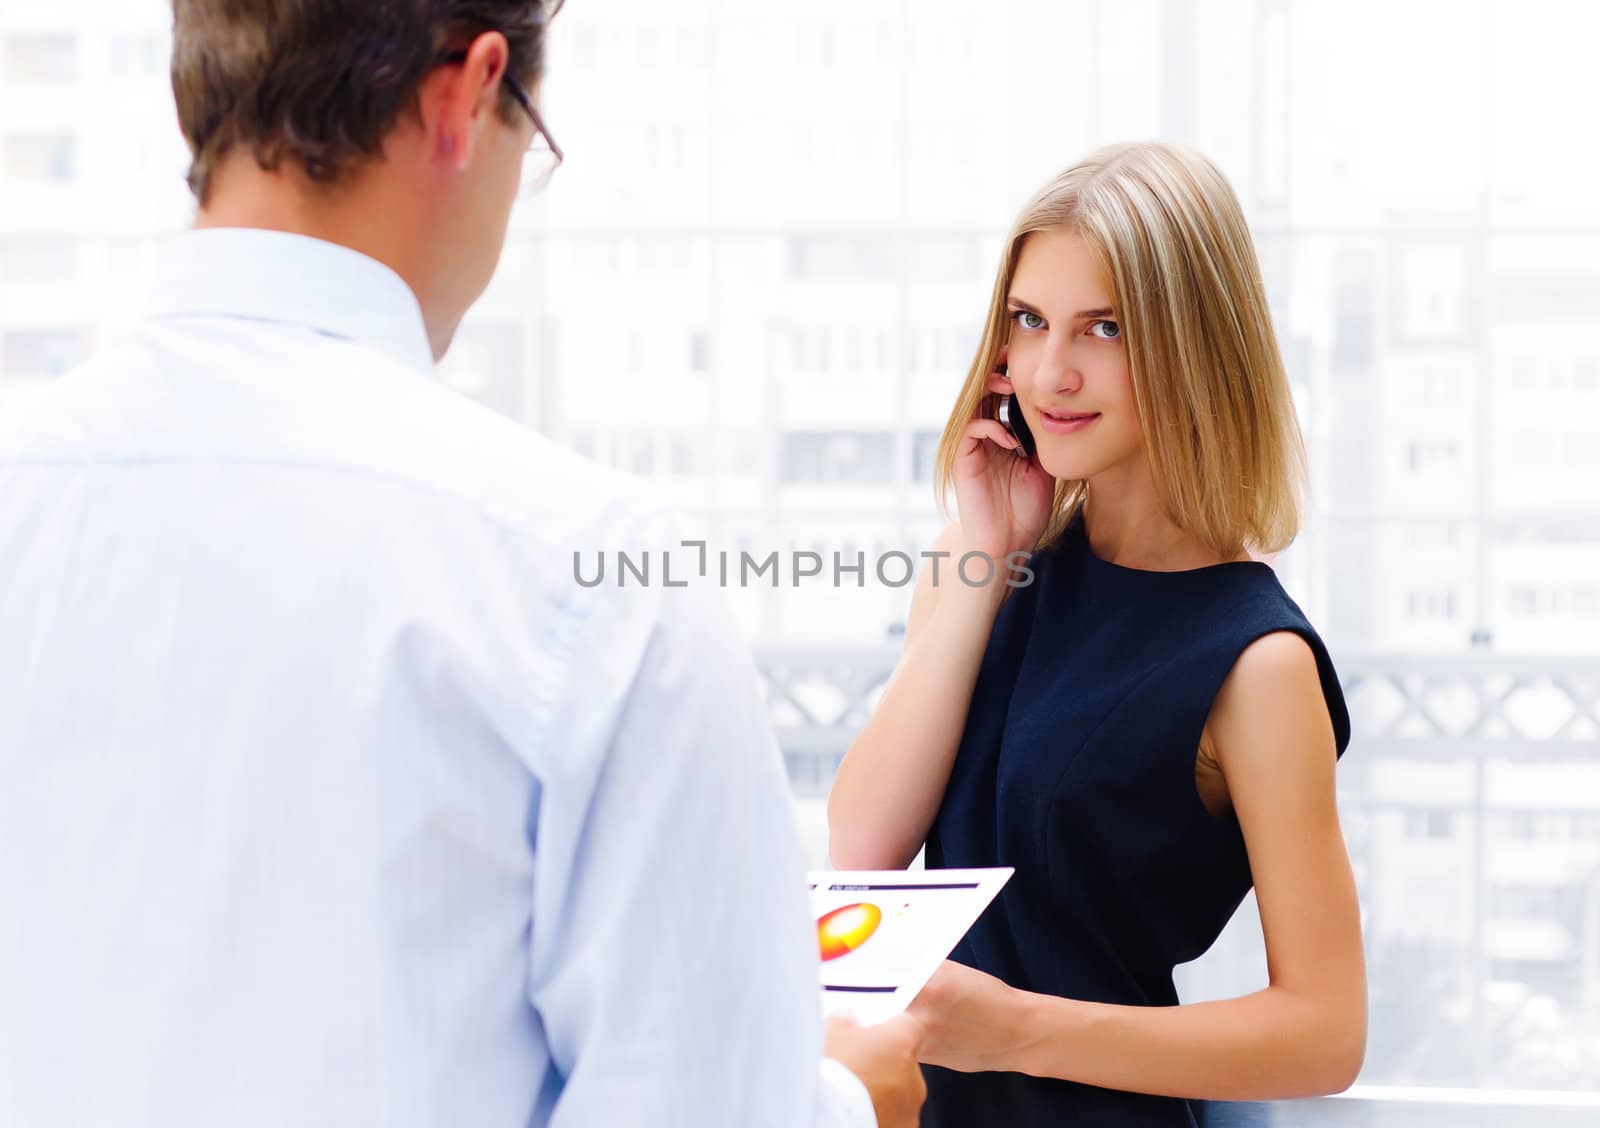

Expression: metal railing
xmin=756 ymin=648 xmax=1600 ymax=787
xmin=756 ymin=647 xmax=1600 ymax=1112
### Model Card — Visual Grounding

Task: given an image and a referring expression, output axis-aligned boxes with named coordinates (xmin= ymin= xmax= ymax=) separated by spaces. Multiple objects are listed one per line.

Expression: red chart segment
xmin=816 ymin=902 xmax=883 ymax=962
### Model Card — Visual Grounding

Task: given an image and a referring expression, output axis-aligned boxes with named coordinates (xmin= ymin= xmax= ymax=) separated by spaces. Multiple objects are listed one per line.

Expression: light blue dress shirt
xmin=0 ymin=228 xmax=872 ymax=1127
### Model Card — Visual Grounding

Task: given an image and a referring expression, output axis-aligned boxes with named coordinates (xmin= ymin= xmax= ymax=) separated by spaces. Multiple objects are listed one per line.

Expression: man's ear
xmin=421 ymin=31 xmax=510 ymax=171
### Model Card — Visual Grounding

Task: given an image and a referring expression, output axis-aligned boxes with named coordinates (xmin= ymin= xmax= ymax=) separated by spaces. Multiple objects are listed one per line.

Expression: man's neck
xmin=194 ymin=153 xmax=447 ymax=360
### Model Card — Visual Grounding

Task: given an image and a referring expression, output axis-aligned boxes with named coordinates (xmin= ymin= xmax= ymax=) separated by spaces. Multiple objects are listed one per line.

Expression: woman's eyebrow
xmin=1005 ymin=295 xmax=1115 ymax=320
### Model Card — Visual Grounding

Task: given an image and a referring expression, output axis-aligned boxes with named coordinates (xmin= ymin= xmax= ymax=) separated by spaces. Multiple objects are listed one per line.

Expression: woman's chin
xmin=1034 ymin=450 xmax=1099 ymax=482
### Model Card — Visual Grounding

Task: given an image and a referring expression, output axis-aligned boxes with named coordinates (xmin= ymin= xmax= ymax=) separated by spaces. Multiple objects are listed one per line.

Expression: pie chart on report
xmin=817 ymin=902 xmax=882 ymax=961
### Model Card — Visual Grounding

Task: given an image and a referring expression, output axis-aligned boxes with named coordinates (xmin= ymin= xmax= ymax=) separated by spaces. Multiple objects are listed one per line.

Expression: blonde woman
xmin=827 ymin=142 xmax=1366 ymax=1125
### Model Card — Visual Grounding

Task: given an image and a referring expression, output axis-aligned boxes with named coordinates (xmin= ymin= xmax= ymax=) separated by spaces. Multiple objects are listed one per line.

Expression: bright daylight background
xmin=4 ymin=0 xmax=1599 ymax=1118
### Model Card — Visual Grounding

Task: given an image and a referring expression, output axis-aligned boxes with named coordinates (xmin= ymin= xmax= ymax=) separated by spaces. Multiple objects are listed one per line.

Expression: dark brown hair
xmin=170 ymin=0 xmax=563 ymax=202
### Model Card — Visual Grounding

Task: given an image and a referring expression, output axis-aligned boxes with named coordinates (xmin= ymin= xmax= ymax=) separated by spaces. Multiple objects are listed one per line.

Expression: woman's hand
xmin=952 ymin=372 xmax=1055 ymax=561
xmin=907 ymin=959 xmax=1039 ymax=1074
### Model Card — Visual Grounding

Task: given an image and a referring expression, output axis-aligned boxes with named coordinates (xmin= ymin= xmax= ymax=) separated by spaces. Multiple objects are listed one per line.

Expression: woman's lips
xmin=1036 ymin=409 xmax=1100 ymax=434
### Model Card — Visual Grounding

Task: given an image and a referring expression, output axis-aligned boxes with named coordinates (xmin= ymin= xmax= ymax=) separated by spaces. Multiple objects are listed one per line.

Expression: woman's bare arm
xmin=911 ymin=631 xmax=1367 ymax=1099
xmin=826 ymin=522 xmax=1012 ymax=869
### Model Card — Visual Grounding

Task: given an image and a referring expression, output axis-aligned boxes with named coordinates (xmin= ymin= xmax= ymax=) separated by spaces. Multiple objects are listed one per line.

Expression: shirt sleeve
xmin=818 ymin=1057 xmax=876 ymax=1126
xmin=524 ymin=541 xmax=871 ymax=1128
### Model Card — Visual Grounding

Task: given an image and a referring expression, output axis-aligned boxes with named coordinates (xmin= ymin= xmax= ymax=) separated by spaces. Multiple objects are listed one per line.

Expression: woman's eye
xmin=1088 ymin=319 xmax=1121 ymax=340
xmin=1012 ymin=310 xmax=1045 ymax=331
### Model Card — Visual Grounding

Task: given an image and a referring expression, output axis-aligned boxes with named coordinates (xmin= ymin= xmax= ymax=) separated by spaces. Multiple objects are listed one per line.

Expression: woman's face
xmin=992 ymin=228 xmax=1143 ymax=484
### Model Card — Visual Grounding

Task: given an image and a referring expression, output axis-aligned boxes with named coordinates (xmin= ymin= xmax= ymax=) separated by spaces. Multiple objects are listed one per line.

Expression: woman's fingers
xmin=961 ymin=418 xmax=1019 ymax=454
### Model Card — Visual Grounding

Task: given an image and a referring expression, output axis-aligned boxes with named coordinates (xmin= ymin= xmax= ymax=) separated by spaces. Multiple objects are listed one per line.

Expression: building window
xmin=720 ymin=430 xmax=766 ymax=478
xmin=787 ymin=235 xmax=898 ymax=281
xmin=5 ymin=132 xmax=75 ymax=181
xmin=669 ymin=432 xmax=700 ymax=475
xmin=788 ymin=328 xmax=834 ymax=373
xmin=1405 ymin=439 xmax=1456 ymax=471
xmin=1405 ymin=809 xmax=1454 ymax=840
xmin=781 ymin=431 xmax=895 ymax=484
xmin=439 ymin=322 xmax=523 ymax=416
xmin=6 ymin=34 xmax=76 ymax=82
xmin=1393 ymin=241 xmax=1471 ymax=344
xmin=2 ymin=330 xmax=84 ymax=378
xmin=0 ymin=238 xmax=75 ymax=284
xmin=1509 ymin=586 xmax=1597 ymax=617
xmin=1404 ymin=521 xmax=1457 ymax=547
xmin=911 ymin=429 xmax=941 ymax=483
xmin=612 ymin=431 xmax=654 ymax=475
xmin=1405 ymin=588 xmax=1457 ymax=619
xmin=108 ymin=34 xmax=161 ymax=77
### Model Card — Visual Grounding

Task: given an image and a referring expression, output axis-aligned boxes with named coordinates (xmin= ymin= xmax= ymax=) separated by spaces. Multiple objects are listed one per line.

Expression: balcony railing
xmin=755 ymin=647 xmax=1600 ymax=1119
xmin=756 ymin=648 xmax=1600 ymax=789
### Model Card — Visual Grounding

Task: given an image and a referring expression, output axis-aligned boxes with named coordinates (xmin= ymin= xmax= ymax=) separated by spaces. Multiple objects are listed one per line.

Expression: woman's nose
xmin=1035 ymin=350 xmax=1084 ymax=395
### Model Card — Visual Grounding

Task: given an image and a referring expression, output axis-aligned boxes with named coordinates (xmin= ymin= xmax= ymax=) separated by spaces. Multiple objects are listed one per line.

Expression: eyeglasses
xmin=438 ymin=49 xmax=563 ymax=196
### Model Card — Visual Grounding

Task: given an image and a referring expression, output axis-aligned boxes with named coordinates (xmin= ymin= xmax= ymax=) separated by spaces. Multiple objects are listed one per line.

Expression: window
xmin=439 ymin=322 xmax=524 ymax=416
xmin=669 ymin=432 xmax=700 ymax=475
xmin=108 ymin=34 xmax=159 ymax=77
xmin=901 ymin=238 xmax=974 ymax=282
xmin=611 ymin=431 xmax=654 ymax=474
xmin=4 ymin=0 xmax=1599 ymax=1101
xmin=1509 ymin=586 xmax=1598 ymax=617
xmin=1404 ymin=521 xmax=1457 ymax=547
xmin=6 ymin=34 xmax=75 ymax=82
xmin=787 ymin=328 xmax=832 ymax=373
xmin=1405 ymin=809 xmax=1454 ymax=840
xmin=2 ymin=330 xmax=84 ymax=378
xmin=0 ymin=238 xmax=75 ymax=284
xmin=1405 ymin=587 xmax=1458 ymax=619
xmin=1394 ymin=241 xmax=1472 ymax=344
xmin=781 ymin=431 xmax=894 ymax=483
xmin=1406 ymin=439 xmax=1457 ymax=471
xmin=787 ymin=235 xmax=898 ymax=280
xmin=5 ymin=132 xmax=75 ymax=181
xmin=910 ymin=430 xmax=941 ymax=483
xmin=566 ymin=428 xmax=595 ymax=458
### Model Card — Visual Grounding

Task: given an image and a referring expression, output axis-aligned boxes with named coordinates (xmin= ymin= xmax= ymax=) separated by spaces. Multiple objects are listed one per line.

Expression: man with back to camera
xmin=0 ymin=2 xmax=925 ymax=1125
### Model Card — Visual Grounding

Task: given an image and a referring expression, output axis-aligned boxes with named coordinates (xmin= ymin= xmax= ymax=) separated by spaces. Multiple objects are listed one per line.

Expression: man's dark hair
xmin=170 ymin=0 xmax=563 ymax=203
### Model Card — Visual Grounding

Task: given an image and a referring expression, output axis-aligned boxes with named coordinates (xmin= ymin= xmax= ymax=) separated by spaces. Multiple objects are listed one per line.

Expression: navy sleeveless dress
xmin=922 ymin=510 xmax=1351 ymax=1127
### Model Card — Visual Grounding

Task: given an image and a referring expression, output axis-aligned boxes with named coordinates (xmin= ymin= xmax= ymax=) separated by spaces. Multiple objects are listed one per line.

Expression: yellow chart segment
xmin=816 ymin=902 xmax=882 ymax=962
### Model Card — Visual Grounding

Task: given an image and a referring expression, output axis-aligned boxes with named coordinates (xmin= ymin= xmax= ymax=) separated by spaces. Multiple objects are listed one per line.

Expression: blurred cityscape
xmin=3 ymin=0 xmax=1598 ymax=1108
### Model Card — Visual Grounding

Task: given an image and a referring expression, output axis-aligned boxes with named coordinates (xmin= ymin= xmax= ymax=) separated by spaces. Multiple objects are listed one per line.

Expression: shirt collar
xmin=145 ymin=227 xmax=436 ymax=373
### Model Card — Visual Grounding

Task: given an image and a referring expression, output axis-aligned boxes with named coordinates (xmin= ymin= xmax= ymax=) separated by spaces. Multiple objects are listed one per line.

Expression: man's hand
xmin=824 ymin=1013 xmax=927 ymax=1128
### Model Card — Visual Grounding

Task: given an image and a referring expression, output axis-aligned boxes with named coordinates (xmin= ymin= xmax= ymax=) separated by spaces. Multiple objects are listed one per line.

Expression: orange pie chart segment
xmin=817 ymin=902 xmax=883 ymax=962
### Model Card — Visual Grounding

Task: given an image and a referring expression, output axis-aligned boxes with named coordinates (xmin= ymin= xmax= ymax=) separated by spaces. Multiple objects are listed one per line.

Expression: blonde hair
xmin=934 ymin=141 xmax=1306 ymax=558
